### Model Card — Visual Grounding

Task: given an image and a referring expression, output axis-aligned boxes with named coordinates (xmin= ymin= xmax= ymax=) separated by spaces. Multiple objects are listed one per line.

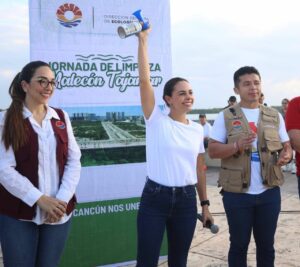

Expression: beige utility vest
xmin=219 ymin=104 xmax=284 ymax=193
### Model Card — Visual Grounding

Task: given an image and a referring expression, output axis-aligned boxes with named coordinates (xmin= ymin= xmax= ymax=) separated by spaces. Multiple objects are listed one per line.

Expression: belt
xmin=146 ymin=178 xmax=195 ymax=193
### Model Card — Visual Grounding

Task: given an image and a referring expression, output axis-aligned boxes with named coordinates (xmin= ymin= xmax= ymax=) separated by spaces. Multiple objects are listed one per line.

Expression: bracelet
xmin=200 ymin=200 xmax=210 ymax=206
xmin=287 ymin=154 xmax=294 ymax=164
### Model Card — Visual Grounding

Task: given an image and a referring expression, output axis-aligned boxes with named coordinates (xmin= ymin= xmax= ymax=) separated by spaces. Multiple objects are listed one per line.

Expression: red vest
xmin=0 ymin=108 xmax=76 ymax=220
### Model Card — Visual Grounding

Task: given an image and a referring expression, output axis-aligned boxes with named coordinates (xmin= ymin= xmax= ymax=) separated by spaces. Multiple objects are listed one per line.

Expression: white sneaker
xmin=282 ymin=165 xmax=289 ymax=172
xmin=291 ymin=163 xmax=296 ymax=174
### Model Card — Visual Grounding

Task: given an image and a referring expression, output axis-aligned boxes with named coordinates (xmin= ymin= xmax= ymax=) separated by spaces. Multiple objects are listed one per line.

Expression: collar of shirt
xmin=23 ymin=105 xmax=60 ymax=121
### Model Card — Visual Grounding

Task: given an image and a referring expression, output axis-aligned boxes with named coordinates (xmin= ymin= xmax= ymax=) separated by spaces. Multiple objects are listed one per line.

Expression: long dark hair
xmin=2 ymin=61 xmax=50 ymax=151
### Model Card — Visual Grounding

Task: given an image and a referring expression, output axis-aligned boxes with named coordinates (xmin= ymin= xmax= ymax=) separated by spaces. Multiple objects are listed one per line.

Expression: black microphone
xmin=197 ymin=213 xmax=219 ymax=234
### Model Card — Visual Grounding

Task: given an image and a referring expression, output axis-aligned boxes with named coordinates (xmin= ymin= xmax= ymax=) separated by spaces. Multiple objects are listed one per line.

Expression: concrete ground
xmin=1 ymin=168 xmax=299 ymax=267
xmin=156 ymin=167 xmax=300 ymax=267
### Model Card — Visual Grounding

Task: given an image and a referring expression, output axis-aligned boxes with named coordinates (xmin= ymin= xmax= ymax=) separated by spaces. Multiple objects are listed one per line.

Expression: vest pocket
xmin=266 ymin=164 xmax=284 ymax=186
xmin=264 ymin=128 xmax=282 ymax=152
xmin=262 ymin=113 xmax=277 ymax=123
xmin=219 ymin=168 xmax=243 ymax=192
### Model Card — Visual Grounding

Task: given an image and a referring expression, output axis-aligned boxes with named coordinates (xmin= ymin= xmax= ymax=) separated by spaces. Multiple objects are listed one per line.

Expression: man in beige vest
xmin=208 ymin=66 xmax=292 ymax=267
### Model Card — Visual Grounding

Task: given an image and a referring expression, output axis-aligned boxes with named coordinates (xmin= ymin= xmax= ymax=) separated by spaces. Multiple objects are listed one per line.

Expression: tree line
xmin=189 ymin=105 xmax=281 ymax=115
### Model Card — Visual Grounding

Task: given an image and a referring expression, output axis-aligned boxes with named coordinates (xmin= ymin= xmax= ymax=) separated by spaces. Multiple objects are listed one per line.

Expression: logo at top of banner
xmin=56 ymin=3 xmax=82 ymax=28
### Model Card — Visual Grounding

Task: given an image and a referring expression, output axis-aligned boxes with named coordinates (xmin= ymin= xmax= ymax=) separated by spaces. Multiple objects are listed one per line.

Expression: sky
xmin=1 ymin=0 xmax=300 ymax=109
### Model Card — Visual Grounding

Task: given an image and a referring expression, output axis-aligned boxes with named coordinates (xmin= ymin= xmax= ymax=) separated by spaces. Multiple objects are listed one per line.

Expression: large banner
xmin=29 ymin=0 xmax=171 ymax=266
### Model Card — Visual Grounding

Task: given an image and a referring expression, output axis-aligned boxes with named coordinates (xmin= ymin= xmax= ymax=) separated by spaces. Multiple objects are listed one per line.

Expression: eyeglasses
xmin=34 ymin=78 xmax=58 ymax=89
xmin=282 ymin=102 xmax=288 ymax=105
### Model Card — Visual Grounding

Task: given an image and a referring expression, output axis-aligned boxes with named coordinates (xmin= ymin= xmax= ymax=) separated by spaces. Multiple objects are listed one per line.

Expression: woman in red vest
xmin=0 ymin=61 xmax=81 ymax=267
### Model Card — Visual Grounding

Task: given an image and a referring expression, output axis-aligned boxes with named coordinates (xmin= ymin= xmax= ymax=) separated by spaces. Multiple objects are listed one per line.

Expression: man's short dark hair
xmin=199 ymin=114 xmax=206 ymax=118
xmin=233 ymin=66 xmax=261 ymax=87
xmin=228 ymin=96 xmax=236 ymax=102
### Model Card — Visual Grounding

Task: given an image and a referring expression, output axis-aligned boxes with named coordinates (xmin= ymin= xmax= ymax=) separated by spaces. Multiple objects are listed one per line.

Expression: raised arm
xmin=137 ymin=30 xmax=155 ymax=119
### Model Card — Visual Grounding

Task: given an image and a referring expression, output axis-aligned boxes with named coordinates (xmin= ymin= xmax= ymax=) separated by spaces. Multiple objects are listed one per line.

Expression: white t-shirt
xmin=202 ymin=122 xmax=212 ymax=138
xmin=145 ymin=105 xmax=205 ymax=186
xmin=210 ymin=107 xmax=289 ymax=194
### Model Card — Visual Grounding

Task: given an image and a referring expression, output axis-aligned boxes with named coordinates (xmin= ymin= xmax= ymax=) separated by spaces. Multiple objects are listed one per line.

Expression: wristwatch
xmin=200 ymin=200 xmax=210 ymax=206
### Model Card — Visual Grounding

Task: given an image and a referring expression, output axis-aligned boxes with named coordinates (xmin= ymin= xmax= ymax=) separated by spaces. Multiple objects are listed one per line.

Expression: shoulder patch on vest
xmin=232 ymin=120 xmax=242 ymax=130
xmin=55 ymin=120 xmax=66 ymax=129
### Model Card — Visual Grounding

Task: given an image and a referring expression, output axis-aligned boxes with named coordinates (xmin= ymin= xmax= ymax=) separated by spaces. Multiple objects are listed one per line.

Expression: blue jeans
xmin=136 ymin=179 xmax=197 ymax=267
xmin=0 ymin=214 xmax=72 ymax=267
xmin=222 ymin=187 xmax=281 ymax=267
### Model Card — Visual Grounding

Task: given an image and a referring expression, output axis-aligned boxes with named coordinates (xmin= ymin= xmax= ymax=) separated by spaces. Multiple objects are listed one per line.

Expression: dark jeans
xmin=222 ymin=187 xmax=281 ymax=267
xmin=204 ymin=139 xmax=209 ymax=149
xmin=136 ymin=179 xmax=197 ymax=267
xmin=0 ymin=214 xmax=72 ymax=267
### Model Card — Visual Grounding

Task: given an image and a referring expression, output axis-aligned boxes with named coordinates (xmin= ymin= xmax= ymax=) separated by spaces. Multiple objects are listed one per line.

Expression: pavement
xmin=155 ymin=167 xmax=300 ymax=267
xmin=1 ymin=167 xmax=299 ymax=267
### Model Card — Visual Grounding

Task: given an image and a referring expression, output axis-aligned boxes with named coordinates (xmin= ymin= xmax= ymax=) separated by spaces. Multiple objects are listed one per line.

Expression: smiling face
xmin=164 ymin=80 xmax=194 ymax=113
xmin=21 ymin=66 xmax=55 ymax=107
xmin=234 ymin=73 xmax=261 ymax=108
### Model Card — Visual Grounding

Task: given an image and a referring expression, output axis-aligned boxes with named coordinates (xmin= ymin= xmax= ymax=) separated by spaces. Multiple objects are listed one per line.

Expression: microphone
xmin=197 ymin=213 xmax=219 ymax=234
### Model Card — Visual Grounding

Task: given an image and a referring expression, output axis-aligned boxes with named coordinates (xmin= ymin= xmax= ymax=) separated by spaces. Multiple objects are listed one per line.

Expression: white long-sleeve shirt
xmin=0 ymin=106 xmax=81 ymax=225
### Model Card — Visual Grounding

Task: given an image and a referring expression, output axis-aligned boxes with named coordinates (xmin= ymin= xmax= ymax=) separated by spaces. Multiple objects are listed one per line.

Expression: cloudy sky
xmin=1 ymin=0 xmax=300 ymax=109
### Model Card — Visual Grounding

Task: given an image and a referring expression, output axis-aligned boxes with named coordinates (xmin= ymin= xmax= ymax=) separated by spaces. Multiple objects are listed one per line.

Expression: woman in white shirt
xmin=136 ymin=28 xmax=213 ymax=266
xmin=0 ymin=61 xmax=81 ymax=267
